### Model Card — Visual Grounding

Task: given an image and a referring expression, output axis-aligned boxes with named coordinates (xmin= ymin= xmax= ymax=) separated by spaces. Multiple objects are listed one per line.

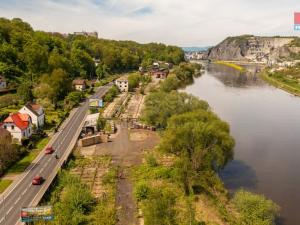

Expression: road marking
xmin=7 ymin=206 xmax=13 ymax=214
xmin=21 ymin=188 xmax=28 ymax=196
xmin=14 ymin=196 xmax=21 ymax=205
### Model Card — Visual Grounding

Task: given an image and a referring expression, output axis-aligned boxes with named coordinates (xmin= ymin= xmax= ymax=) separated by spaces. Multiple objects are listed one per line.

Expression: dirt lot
xmin=92 ymin=121 xmax=160 ymax=225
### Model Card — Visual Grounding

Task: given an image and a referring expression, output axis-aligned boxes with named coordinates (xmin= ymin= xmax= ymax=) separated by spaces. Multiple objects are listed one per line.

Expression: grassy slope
xmin=0 ymin=179 xmax=13 ymax=193
xmin=259 ymin=70 xmax=300 ymax=96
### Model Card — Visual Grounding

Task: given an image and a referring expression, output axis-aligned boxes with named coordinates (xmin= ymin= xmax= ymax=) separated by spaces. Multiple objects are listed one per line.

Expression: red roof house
xmin=2 ymin=113 xmax=33 ymax=142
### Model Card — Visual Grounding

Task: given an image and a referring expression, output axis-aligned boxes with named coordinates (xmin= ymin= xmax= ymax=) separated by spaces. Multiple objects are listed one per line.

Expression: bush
xmin=134 ymin=181 xmax=151 ymax=201
xmin=146 ymin=154 xmax=158 ymax=167
xmin=104 ymin=85 xmax=119 ymax=102
xmin=142 ymin=188 xmax=178 ymax=225
xmin=233 ymin=189 xmax=280 ymax=225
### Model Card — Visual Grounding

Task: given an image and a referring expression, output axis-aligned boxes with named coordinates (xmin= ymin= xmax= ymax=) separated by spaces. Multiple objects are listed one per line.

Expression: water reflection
xmin=207 ymin=63 xmax=265 ymax=87
xmin=220 ymin=160 xmax=258 ymax=191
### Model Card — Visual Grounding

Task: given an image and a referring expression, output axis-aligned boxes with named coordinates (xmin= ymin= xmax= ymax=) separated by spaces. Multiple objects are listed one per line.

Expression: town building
xmin=19 ymin=103 xmax=45 ymax=129
xmin=0 ymin=75 xmax=7 ymax=90
xmin=73 ymin=79 xmax=87 ymax=91
xmin=2 ymin=113 xmax=33 ymax=142
xmin=115 ymin=77 xmax=128 ymax=92
xmin=150 ymin=69 xmax=169 ymax=79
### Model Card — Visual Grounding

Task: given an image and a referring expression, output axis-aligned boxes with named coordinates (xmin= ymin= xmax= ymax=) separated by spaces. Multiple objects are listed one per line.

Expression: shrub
xmin=134 ymin=181 xmax=151 ymax=201
xmin=233 ymin=189 xmax=280 ymax=225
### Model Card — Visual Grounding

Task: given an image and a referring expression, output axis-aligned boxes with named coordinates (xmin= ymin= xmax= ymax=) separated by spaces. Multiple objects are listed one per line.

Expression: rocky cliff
xmin=206 ymin=35 xmax=300 ymax=63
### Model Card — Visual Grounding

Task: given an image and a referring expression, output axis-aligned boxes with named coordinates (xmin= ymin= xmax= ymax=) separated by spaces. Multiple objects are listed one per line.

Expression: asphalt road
xmin=0 ymin=84 xmax=112 ymax=225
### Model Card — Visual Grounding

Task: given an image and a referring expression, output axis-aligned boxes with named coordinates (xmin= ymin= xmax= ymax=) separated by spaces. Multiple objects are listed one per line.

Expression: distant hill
xmin=182 ymin=47 xmax=210 ymax=52
xmin=206 ymin=35 xmax=300 ymax=62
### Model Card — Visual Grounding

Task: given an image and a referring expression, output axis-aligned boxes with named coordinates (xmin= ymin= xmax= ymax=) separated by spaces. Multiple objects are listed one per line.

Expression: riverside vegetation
xmin=0 ymin=17 xmax=184 ymax=182
xmin=260 ymin=64 xmax=300 ymax=96
xmin=134 ymin=63 xmax=280 ymax=225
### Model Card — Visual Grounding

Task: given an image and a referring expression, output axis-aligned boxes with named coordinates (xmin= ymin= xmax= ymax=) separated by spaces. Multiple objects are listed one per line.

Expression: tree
xmin=48 ymin=48 xmax=71 ymax=73
xmin=160 ymin=75 xmax=181 ymax=92
xmin=96 ymin=63 xmax=109 ymax=80
xmin=96 ymin=116 xmax=106 ymax=132
xmin=17 ymin=81 xmax=33 ymax=102
xmin=71 ymin=49 xmax=95 ymax=78
xmin=0 ymin=133 xmax=20 ymax=176
xmin=233 ymin=189 xmax=280 ymax=225
xmin=64 ymin=91 xmax=83 ymax=111
xmin=22 ymin=41 xmax=48 ymax=79
xmin=142 ymin=91 xmax=209 ymax=128
xmin=159 ymin=110 xmax=234 ymax=194
xmin=128 ymin=73 xmax=141 ymax=91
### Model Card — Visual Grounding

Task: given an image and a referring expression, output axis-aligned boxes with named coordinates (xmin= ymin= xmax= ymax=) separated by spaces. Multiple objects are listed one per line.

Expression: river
xmin=184 ymin=63 xmax=300 ymax=225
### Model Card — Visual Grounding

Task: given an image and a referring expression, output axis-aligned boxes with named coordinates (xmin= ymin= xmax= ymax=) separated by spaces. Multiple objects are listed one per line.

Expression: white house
xmin=2 ymin=113 xmax=33 ymax=142
xmin=19 ymin=103 xmax=45 ymax=129
xmin=73 ymin=79 xmax=87 ymax=91
xmin=0 ymin=76 xmax=7 ymax=90
xmin=115 ymin=77 xmax=128 ymax=92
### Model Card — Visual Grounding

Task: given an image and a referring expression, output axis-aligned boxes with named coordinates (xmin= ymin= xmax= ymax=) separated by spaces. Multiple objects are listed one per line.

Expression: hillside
xmin=206 ymin=35 xmax=300 ymax=63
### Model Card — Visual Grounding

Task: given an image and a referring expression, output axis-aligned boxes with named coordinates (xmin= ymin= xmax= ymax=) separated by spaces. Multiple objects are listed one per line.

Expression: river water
xmin=184 ymin=63 xmax=300 ymax=225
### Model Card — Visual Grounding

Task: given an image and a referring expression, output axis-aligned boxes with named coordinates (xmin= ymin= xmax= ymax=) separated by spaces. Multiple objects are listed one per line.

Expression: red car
xmin=32 ymin=175 xmax=43 ymax=185
xmin=45 ymin=146 xmax=55 ymax=154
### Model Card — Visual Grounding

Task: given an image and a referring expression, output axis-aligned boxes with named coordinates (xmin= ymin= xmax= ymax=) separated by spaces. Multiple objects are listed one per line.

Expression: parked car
xmin=45 ymin=146 xmax=55 ymax=154
xmin=32 ymin=175 xmax=43 ymax=185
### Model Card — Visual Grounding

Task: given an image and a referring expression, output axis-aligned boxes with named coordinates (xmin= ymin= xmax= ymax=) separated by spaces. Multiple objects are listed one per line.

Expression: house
xmin=0 ymin=76 xmax=7 ymax=90
xmin=19 ymin=102 xmax=45 ymax=129
xmin=73 ymin=79 xmax=87 ymax=91
xmin=115 ymin=77 xmax=128 ymax=92
xmin=150 ymin=69 xmax=169 ymax=79
xmin=2 ymin=113 xmax=33 ymax=142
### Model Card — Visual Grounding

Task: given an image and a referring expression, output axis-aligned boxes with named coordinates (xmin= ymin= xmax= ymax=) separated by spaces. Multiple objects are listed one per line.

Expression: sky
xmin=0 ymin=0 xmax=299 ymax=46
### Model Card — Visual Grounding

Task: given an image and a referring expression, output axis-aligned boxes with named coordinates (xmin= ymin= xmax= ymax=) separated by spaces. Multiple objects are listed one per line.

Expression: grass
xmin=6 ymin=137 xmax=49 ymax=174
xmin=260 ymin=70 xmax=300 ymax=96
xmin=0 ymin=179 xmax=13 ymax=193
xmin=214 ymin=61 xmax=245 ymax=72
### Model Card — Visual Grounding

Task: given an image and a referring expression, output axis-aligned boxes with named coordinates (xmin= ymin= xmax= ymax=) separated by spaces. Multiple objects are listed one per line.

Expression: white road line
xmin=21 ymin=188 xmax=28 ymax=196
xmin=14 ymin=196 xmax=21 ymax=205
xmin=7 ymin=206 xmax=13 ymax=214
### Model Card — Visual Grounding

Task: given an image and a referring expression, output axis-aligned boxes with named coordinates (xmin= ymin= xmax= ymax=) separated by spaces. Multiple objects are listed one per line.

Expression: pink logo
xmin=295 ymin=12 xmax=300 ymax=30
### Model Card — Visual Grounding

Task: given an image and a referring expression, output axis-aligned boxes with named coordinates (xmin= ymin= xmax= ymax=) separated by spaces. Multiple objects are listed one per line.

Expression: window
xmin=11 ymin=125 xmax=14 ymax=130
xmin=3 ymin=125 xmax=6 ymax=129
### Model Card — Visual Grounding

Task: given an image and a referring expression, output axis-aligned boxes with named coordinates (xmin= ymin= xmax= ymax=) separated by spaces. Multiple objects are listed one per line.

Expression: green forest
xmin=0 ymin=17 xmax=184 ymax=107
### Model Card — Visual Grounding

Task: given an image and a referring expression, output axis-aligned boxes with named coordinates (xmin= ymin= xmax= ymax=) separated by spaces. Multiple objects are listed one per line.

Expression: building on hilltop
xmin=19 ymin=102 xmax=45 ymax=129
xmin=74 ymin=31 xmax=98 ymax=38
xmin=2 ymin=113 xmax=33 ymax=142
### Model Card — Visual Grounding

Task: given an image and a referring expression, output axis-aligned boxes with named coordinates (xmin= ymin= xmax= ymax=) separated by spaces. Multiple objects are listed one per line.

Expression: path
xmin=94 ymin=121 xmax=159 ymax=225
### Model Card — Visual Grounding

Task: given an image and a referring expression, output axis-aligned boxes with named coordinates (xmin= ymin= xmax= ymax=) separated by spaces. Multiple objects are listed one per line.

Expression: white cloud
xmin=0 ymin=0 xmax=299 ymax=46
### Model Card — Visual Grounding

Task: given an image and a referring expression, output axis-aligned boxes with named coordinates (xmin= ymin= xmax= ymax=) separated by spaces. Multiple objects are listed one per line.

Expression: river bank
xmin=259 ymin=69 xmax=300 ymax=97
xmin=184 ymin=63 xmax=300 ymax=225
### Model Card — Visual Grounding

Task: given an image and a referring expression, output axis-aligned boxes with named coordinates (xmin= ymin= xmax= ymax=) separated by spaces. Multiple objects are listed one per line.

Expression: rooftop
xmin=73 ymin=79 xmax=86 ymax=85
xmin=4 ymin=113 xmax=31 ymax=130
